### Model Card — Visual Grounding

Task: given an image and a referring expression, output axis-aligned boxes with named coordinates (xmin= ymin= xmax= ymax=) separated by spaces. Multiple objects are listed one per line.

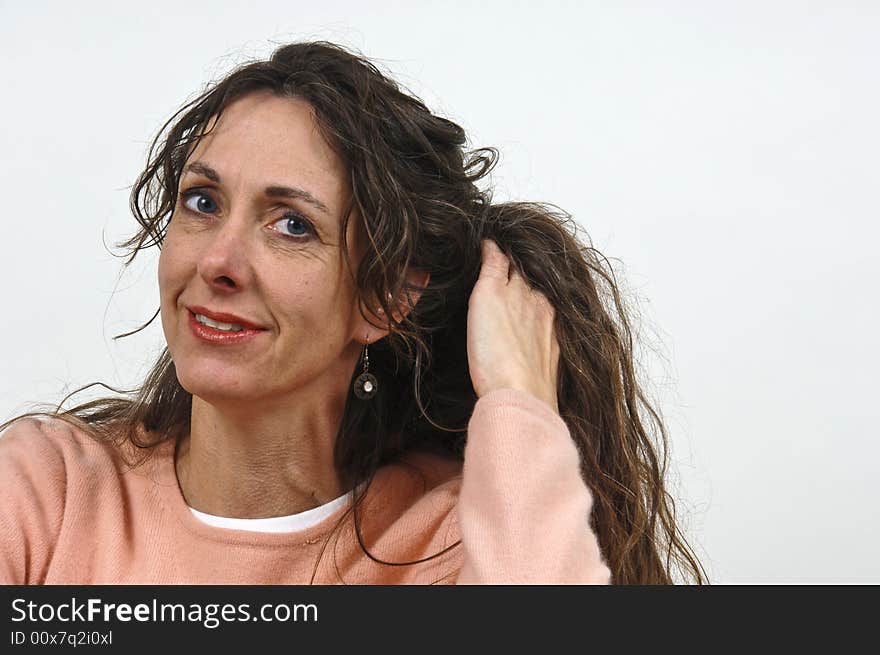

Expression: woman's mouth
xmin=195 ymin=313 xmax=247 ymax=332
xmin=187 ymin=309 xmax=268 ymax=344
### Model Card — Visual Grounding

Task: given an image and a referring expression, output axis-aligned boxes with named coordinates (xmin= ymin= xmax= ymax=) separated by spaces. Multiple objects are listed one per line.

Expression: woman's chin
xmin=175 ymin=369 xmax=264 ymax=406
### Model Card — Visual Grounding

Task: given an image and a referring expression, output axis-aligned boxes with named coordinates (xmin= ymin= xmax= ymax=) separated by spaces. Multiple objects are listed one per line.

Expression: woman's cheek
xmin=157 ymin=242 xmax=188 ymax=343
xmin=158 ymin=231 xmax=193 ymax=295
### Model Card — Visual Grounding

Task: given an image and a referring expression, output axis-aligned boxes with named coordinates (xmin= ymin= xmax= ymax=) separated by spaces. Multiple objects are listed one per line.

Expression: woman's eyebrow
xmin=183 ymin=160 xmax=331 ymax=215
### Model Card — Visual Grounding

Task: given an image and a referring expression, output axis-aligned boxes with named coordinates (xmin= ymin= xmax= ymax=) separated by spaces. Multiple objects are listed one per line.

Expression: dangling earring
xmin=353 ymin=336 xmax=378 ymax=400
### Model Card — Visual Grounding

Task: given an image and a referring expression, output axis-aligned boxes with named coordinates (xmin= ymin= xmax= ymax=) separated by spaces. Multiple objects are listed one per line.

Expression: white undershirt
xmin=188 ymin=489 xmax=353 ymax=533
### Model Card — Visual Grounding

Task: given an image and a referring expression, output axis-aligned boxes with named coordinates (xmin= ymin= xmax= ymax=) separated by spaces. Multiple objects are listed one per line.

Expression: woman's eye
xmin=178 ymin=191 xmax=313 ymax=240
xmin=180 ymin=190 xmax=218 ymax=214
xmin=271 ymin=213 xmax=314 ymax=239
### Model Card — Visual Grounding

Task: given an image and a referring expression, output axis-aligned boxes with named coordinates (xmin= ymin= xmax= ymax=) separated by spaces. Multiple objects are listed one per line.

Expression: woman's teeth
xmin=195 ymin=314 xmax=245 ymax=332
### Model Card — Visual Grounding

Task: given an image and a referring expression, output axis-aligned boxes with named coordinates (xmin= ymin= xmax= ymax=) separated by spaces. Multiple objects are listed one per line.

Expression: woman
xmin=0 ymin=41 xmax=706 ymax=584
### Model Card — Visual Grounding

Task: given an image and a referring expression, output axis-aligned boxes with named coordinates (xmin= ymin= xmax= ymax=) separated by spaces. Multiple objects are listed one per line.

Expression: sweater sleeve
xmin=0 ymin=419 xmax=68 ymax=584
xmin=454 ymin=388 xmax=612 ymax=584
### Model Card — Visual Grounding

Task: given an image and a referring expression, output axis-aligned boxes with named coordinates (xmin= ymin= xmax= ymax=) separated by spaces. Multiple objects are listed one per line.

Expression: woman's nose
xmin=195 ymin=216 xmax=255 ymax=293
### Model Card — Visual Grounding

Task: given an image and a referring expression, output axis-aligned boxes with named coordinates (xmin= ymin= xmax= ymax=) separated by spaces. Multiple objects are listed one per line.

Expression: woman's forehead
xmin=190 ymin=93 xmax=346 ymax=194
xmin=182 ymin=93 xmax=356 ymax=237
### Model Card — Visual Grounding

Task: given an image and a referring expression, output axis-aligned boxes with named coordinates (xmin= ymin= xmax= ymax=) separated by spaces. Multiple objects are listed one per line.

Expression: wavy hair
xmin=3 ymin=41 xmax=707 ymax=584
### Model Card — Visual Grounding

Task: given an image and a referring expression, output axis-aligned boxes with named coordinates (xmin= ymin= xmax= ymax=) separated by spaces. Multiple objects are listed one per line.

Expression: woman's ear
xmin=378 ymin=268 xmax=430 ymax=324
xmin=395 ymin=268 xmax=431 ymax=322
xmin=360 ymin=268 xmax=431 ymax=342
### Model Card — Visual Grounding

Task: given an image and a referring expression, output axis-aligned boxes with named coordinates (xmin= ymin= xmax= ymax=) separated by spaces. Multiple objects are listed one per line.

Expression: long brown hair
xmin=3 ymin=41 xmax=707 ymax=584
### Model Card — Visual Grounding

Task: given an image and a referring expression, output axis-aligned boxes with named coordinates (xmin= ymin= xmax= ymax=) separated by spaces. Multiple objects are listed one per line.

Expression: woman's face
xmin=158 ymin=91 xmax=371 ymax=408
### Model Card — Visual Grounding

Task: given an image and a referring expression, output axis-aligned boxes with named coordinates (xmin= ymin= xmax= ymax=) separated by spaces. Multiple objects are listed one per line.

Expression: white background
xmin=1 ymin=1 xmax=877 ymax=583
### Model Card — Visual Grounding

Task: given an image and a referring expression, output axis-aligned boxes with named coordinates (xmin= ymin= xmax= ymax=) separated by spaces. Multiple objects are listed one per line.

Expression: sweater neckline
xmin=151 ymin=436 xmax=357 ymax=547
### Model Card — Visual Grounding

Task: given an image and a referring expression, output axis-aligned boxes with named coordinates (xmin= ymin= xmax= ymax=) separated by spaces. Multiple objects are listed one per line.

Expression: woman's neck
xmin=175 ymin=391 xmax=347 ymax=519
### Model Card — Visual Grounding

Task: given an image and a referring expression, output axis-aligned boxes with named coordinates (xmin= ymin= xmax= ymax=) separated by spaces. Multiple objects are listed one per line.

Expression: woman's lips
xmin=187 ymin=310 xmax=268 ymax=344
xmin=188 ymin=305 xmax=265 ymax=330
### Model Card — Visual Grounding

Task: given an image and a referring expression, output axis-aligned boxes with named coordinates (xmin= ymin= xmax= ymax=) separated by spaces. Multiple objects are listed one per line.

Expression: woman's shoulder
xmin=0 ymin=416 xmax=145 ymax=485
xmin=1 ymin=416 xmax=89 ymax=468
xmin=0 ymin=417 xmax=165 ymax=584
xmin=364 ymin=448 xmax=463 ymax=529
xmin=389 ymin=447 xmax=464 ymax=500
xmin=344 ymin=448 xmax=464 ymax=577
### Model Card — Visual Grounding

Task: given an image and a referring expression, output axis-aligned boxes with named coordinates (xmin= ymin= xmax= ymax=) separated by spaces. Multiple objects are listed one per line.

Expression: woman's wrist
xmin=479 ymin=383 xmax=559 ymax=415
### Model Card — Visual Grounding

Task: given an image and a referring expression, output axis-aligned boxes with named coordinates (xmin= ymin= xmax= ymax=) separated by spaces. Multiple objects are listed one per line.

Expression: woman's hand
xmin=467 ymin=239 xmax=561 ymax=413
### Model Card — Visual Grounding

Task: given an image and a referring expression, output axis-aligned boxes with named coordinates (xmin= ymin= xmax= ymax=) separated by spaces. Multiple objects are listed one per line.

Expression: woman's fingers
xmin=507 ymin=256 xmax=552 ymax=318
xmin=508 ymin=266 xmax=531 ymax=298
xmin=467 ymin=239 xmax=560 ymax=413
xmin=479 ymin=239 xmax=510 ymax=284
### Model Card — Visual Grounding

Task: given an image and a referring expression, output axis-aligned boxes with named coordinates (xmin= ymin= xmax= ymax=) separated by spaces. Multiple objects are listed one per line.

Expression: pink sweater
xmin=0 ymin=389 xmax=611 ymax=584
